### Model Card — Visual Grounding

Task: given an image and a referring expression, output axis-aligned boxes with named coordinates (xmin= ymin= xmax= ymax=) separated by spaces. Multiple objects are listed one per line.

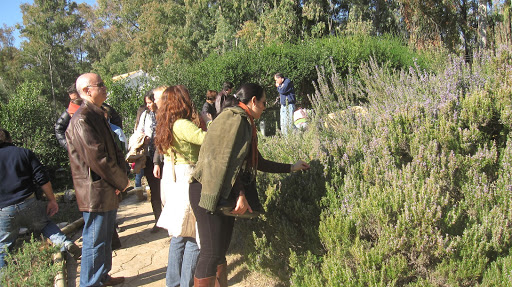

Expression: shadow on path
xmin=123 ymin=266 xmax=167 ymax=287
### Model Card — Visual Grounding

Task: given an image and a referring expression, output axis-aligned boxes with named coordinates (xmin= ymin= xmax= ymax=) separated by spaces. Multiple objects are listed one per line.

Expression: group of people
xmin=0 ymin=71 xmax=310 ymax=287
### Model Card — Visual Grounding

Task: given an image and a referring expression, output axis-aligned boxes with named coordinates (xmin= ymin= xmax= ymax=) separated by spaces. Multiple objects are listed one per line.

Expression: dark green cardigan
xmin=192 ymin=106 xmax=252 ymax=212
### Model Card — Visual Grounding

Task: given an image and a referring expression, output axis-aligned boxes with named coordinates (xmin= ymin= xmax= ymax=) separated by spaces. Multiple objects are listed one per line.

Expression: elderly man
xmin=0 ymin=128 xmax=81 ymax=271
xmin=66 ymin=73 xmax=129 ymax=287
xmin=55 ymin=83 xmax=123 ymax=151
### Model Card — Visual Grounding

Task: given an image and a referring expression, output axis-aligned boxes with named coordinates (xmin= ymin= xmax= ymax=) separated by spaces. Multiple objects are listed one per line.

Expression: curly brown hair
xmin=155 ymin=85 xmax=200 ymax=155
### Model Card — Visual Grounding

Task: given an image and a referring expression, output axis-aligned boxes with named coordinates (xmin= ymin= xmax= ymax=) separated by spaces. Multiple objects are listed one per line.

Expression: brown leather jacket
xmin=66 ymin=100 xmax=129 ymax=212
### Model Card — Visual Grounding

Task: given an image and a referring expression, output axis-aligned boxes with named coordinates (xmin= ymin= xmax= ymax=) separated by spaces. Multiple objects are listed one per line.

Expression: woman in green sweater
xmin=190 ymin=83 xmax=310 ymax=286
xmin=155 ymin=85 xmax=206 ymax=287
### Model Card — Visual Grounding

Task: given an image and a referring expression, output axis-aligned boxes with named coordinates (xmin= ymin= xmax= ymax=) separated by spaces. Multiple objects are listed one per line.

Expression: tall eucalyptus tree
xmin=19 ymin=0 xmax=86 ymax=112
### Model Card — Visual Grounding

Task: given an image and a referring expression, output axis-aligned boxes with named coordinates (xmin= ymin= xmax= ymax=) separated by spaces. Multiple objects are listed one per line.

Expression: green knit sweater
xmin=192 ymin=106 xmax=252 ymax=212
xmin=164 ymin=119 xmax=205 ymax=165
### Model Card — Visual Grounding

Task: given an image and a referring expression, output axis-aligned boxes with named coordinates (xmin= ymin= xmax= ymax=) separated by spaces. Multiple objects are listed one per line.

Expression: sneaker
xmin=65 ymin=242 xmax=81 ymax=260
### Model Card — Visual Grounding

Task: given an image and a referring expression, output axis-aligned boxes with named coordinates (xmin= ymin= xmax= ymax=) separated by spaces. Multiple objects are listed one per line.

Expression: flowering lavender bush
xmin=243 ymin=47 xmax=512 ymax=286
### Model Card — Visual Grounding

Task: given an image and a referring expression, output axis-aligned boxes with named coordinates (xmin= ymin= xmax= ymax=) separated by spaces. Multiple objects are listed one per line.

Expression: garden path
xmin=66 ymin=190 xmax=281 ymax=287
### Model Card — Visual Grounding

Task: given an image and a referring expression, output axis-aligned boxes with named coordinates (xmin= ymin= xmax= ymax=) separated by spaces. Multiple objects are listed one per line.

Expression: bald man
xmin=66 ymin=73 xmax=129 ymax=286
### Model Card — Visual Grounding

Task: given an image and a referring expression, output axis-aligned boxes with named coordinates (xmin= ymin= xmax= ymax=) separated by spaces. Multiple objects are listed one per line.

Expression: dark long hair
xmin=221 ymin=83 xmax=264 ymax=112
xmin=134 ymin=90 xmax=152 ymax=129
xmin=155 ymin=85 xmax=200 ymax=154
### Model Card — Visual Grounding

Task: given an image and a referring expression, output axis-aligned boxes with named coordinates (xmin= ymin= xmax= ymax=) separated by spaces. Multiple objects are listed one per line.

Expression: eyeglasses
xmin=87 ymin=82 xmax=106 ymax=88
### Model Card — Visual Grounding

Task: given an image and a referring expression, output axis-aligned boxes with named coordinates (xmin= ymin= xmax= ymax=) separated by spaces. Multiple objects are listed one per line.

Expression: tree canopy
xmin=0 ymin=0 xmax=510 ymax=113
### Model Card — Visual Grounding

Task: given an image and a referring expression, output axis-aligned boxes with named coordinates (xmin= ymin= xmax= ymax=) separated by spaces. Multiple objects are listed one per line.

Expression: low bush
xmin=0 ymin=236 xmax=61 ymax=287
xmin=239 ymin=48 xmax=512 ymax=286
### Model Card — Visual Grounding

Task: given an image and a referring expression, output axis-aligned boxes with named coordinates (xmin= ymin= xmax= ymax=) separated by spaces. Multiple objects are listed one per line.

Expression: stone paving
xmin=67 ymin=192 xmax=169 ymax=286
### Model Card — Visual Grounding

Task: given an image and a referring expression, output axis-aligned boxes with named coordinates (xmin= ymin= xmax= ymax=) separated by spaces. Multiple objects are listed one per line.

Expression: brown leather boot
xmin=194 ymin=276 xmax=215 ymax=287
xmin=215 ymin=263 xmax=228 ymax=287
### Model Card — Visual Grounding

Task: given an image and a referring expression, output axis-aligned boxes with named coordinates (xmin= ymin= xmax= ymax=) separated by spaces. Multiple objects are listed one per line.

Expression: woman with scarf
xmin=189 ymin=83 xmax=310 ymax=286
xmin=136 ymin=90 xmax=163 ymax=233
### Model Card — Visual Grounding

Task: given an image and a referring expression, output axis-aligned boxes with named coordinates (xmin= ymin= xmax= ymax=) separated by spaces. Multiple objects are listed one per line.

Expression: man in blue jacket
xmin=0 ymin=128 xmax=81 ymax=271
xmin=274 ymin=73 xmax=296 ymax=135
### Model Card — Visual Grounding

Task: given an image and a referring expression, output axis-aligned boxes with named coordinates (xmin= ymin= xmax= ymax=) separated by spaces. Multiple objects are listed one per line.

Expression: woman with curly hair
xmin=155 ymin=85 xmax=206 ymax=287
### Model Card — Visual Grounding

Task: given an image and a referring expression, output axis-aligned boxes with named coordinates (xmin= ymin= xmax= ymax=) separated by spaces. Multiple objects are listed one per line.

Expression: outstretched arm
xmin=257 ymin=151 xmax=310 ymax=173
xmin=290 ymin=160 xmax=310 ymax=172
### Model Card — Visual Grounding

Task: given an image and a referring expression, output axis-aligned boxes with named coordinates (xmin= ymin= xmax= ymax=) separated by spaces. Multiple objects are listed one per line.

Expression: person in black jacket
xmin=55 ymin=84 xmax=122 ymax=150
xmin=214 ymin=82 xmax=234 ymax=117
xmin=55 ymin=97 xmax=82 ymax=149
xmin=201 ymin=90 xmax=217 ymax=125
xmin=0 ymin=128 xmax=81 ymax=270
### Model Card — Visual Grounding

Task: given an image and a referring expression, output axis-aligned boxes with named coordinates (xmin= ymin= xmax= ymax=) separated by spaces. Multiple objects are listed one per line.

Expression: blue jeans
xmin=280 ymin=103 xmax=295 ymax=135
xmin=0 ymin=197 xmax=72 ymax=269
xmin=166 ymin=236 xmax=199 ymax=287
xmin=135 ymin=169 xmax=144 ymax=187
xmin=80 ymin=210 xmax=117 ymax=287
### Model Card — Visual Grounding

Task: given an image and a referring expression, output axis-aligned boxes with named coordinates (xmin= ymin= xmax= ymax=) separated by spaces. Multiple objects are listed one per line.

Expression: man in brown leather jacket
xmin=66 ymin=73 xmax=129 ymax=287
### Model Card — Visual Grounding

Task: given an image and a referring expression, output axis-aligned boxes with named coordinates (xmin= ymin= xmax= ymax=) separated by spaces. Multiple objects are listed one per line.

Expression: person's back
xmin=274 ymin=73 xmax=296 ymax=135
xmin=55 ymin=98 xmax=83 ymax=150
xmin=0 ymin=142 xmax=43 ymax=208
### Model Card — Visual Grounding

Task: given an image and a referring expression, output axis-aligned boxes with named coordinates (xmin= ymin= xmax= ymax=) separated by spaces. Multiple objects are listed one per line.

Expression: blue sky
xmin=1 ymin=0 xmax=97 ymax=47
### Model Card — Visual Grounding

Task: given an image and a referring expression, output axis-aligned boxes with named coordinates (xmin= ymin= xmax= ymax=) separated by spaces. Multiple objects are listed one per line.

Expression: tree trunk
xmin=48 ymin=48 xmax=57 ymax=120
xmin=460 ymin=0 xmax=472 ymax=63
xmin=477 ymin=0 xmax=487 ymax=50
xmin=508 ymin=0 xmax=512 ymax=46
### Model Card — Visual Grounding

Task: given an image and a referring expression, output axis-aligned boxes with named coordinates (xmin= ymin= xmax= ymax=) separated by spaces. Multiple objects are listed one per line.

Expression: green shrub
xmin=0 ymin=81 xmax=68 ymax=172
xmin=105 ymin=78 xmax=156 ymax=135
xmin=0 ymin=236 xmax=61 ymax=287
xmin=234 ymin=47 xmax=512 ymax=286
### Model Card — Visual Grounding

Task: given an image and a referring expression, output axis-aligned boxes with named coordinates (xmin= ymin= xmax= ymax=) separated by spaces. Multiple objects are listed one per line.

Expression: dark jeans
xmin=144 ymin=158 xmax=162 ymax=222
xmin=189 ymin=182 xmax=235 ymax=278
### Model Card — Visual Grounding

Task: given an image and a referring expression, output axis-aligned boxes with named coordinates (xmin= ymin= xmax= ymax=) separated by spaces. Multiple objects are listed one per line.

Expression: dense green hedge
xmin=243 ymin=48 xmax=512 ymax=285
xmin=105 ymin=34 xmax=428 ymax=136
xmin=154 ymin=35 xmax=430 ymax=109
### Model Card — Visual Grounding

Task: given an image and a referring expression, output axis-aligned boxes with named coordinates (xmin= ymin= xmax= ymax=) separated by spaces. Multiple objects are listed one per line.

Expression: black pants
xmin=189 ymin=182 xmax=235 ymax=278
xmin=143 ymin=158 xmax=162 ymax=222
